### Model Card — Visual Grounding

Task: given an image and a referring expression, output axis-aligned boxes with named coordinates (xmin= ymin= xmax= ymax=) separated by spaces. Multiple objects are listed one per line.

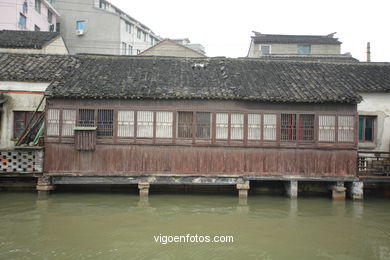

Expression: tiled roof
xmin=0 ymin=30 xmax=60 ymax=49
xmin=0 ymin=53 xmax=79 ymax=82
xmin=253 ymin=34 xmax=341 ymax=45
xmin=46 ymin=55 xmax=366 ymax=103
xmin=1 ymin=53 xmax=390 ymax=104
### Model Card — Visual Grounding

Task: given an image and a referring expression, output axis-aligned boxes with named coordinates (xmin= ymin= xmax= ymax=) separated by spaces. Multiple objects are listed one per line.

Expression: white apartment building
xmin=51 ymin=0 xmax=160 ymax=55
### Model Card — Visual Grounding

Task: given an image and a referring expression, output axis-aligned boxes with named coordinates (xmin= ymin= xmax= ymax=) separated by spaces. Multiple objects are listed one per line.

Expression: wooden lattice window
xmin=298 ymin=114 xmax=314 ymax=141
xmin=118 ymin=111 xmax=134 ymax=137
xmin=196 ymin=112 xmax=211 ymax=139
xmin=156 ymin=112 xmax=173 ymax=138
xmin=137 ymin=111 xmax=154 ymax=138
xmin=47 ymin=109 xmax=60 ymax=136
xmin=281 ymin=114 xmax=296 ymax=141
xmin=263 ymin=114 xmax=277 ymax=141
xmin=97 ymin=109 xmax=113 ymax=137
xmin=318 ymin=115 xmax=335 ymax=142
xmin=338 ymin=116 xmax=355 ymax=142
xmin=78 ymin=109 xmax=95 ymax=127
xmin=177 ymin=111 xmax=193 ymax=138
xmin=62 ymin=109 xmax=76 ymax=136
xmin=248 ymin=114 xmax=261 ymax=140
xmin=231 ymin=113 xmax=244 ymax=140
xmin=216 ymin=113 xmax=228 ymax=139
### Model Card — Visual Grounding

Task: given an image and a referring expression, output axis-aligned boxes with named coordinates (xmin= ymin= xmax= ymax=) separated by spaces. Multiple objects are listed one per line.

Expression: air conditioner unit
xmin=76 ymin=29 xmax=84 ymax=36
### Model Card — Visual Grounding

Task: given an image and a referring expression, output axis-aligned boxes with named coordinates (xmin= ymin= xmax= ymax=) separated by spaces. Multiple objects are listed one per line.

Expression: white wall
xmin=247 ymin=42 xmax=341 ymax=57
xmin=0 ymin=82 xmax=48 ymax=149
xmin=358 ymin=92 xmax=390 ymax=152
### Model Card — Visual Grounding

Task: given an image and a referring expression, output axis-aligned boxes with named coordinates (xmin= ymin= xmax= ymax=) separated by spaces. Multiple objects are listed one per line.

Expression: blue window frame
xmin=19 ymin=13 xmax=26 ymax=29
xmin=76 ymin=20 xmax=86 ymax=30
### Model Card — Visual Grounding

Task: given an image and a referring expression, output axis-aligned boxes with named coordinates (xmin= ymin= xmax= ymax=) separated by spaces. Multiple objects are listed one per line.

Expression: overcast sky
xmin=109 ymin=0 xmax=389 ymax=62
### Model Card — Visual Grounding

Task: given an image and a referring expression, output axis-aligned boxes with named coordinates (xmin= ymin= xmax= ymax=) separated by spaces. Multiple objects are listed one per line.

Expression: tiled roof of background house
xmin=0 ymin=53 xmax=79 ymax=81
xmin=252 ymin=33 xmax=342 ymax=45
xmin=0 ymin=30 xmax=60 ymax=49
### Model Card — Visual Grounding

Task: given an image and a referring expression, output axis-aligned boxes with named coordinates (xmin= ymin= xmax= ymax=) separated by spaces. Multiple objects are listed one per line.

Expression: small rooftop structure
xmin=138 ymin=39 xmax=206 ymax=57
xmin=252 ymin=32 xmax=341 ymax=45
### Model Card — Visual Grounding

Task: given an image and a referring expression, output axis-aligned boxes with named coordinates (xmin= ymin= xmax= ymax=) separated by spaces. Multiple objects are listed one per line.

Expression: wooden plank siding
xmin=44 ymin=144 xmax=356 ymax=176
xmin=44 ymin=99 xmax=358 ymax=177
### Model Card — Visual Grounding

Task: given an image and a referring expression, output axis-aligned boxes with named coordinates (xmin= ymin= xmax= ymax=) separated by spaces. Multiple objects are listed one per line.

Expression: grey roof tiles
xmin=1 ymin=53 xmax=390 ymax=104
xmin=0 ymin=30 xmax=60 ymax=49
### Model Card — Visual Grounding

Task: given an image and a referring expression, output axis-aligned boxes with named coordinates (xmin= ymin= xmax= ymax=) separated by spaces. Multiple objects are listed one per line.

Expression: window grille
xmin=299 ymin=114 xmax=314 ymax=141
xmin=97 ymin=110 xmax=113 ymax=137
xmin=319 ymin=115 xmax=335 ymax=142
xmin=137 ymin=111 xmax=154 ymax=138
xmin=62 ymin=109 xmax=76 ymax=136
xmin=118 ymin=111 xmax=134 ymax=137
xmin=231 ymin=113 xmax=244 ymax=140
xmin=263 ymin=114 xmax=277 ymax=141
xmin=338 ymin=116 xmax=354 ymax=142
xmin=156 ymin=112 xmax=173 ymax=138
xmin=281 ymin=114 xmax=296 ymax=141
xmin=196 ymin=112 xmax=211 ymax=139
xmin=248 ymin=114 xmax=261 ymax=140
xmin=47 ymin=109 xmax=60 ymax=136
xmin=216 ymin=113 xmax=228 ymax=139
xmin=78 ymin=109 xmax=95 ymax=127
xmin=177 ymin=112 xmax=193 ymax=138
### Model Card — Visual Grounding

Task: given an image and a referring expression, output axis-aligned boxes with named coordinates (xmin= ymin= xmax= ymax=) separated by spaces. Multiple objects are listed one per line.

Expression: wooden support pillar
xmin=285 ymin=180 xmax=298 ymax=199
xmin=236 ymin=181 xmax=250 ymax=198
xmin=36 ymin=176 xmax=56 ymax=195
xmin=138 ymin=182 xmax=150 ymax=197
xmin=349 ymin=181 xmax=364 ymax=200
xmin=330 ymin=182 xmax=346 ymax=200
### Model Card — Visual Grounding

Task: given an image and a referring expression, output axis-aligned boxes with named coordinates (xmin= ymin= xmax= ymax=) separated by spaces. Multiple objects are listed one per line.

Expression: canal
xmin=0 ymin=192 xmax=389 ymax=259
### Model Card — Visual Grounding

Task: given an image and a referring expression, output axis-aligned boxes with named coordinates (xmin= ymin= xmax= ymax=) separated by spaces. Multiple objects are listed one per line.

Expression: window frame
xmin=35 ymin=0 xmax=41 ymax=13
xmin=76 ymin=20 xmax=86 ymax=30
xmin=318 ymin=114 xmax=336 ymax=143
xmin=18 ymin=13 xmax=27 ymax=29
xmin=260 ymin=45 xmax=271 ymax=55
xmin=13 ymin=111 xmax=41 ymax=139
xmin=177 ymin=111 xmax=194 ymax=139
xmin=48 ymin=10 xmax=53 ymax=23
xmin=297 ymin=45 xmax=311 ymax=54
xmin=195 ymin=112 xmax=212 ymax=139
xmin=359 ymin=115 xmax=376 ymax=142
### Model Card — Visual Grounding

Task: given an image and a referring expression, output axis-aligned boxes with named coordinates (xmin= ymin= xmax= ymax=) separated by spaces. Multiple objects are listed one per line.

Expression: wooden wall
xmin=44 ymin=144 xmax=356 ymax=176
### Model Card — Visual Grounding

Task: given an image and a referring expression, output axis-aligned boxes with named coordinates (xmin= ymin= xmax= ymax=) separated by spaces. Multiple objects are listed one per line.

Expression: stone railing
xmin=0 ymin=148 xmax=43 ymax=174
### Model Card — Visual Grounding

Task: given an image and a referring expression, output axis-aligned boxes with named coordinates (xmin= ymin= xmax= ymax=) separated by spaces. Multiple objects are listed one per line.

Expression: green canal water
xmin=0 ymin=193 xmax=389 ymax=260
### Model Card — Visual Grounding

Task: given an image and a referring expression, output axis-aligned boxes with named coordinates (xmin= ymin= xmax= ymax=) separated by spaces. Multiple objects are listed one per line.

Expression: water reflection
xmin=0 ymin=193 xmax=389 ymax=259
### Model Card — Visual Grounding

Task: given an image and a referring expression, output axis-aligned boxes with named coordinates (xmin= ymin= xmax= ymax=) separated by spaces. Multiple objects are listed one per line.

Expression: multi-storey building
xmin=247 ymin=31 xmax=357 ymax=62
xmin=51 ymin=0 xmax=160 ymax=55
xmin=0 ymin=0 xmax=60 ymax=32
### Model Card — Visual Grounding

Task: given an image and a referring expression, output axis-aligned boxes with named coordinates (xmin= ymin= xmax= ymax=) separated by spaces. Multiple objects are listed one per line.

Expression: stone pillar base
xmin=138 ymin=182 xmax=150 ymax=197
xmin=285 ymin=180 xmax=298 ymax=199
xmin=236 ymin=181 xmax=250 ymax=198
xmin=330 ymin=183 xmax=346 ymax=200
xmin=36 ymin=176 xmax=56 ymax=194
xmin=350 ymin=181 xmax=364 ymax=200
